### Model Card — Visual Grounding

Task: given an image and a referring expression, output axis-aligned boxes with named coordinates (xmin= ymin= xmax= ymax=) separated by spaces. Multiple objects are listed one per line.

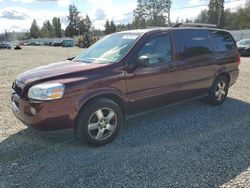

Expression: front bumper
xmin=11 ymin=93 xmax=77 ymax=130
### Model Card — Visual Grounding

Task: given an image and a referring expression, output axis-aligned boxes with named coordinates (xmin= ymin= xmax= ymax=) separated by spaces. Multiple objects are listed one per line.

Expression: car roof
xmin=118 ymin=27 xmax=229 ymax=36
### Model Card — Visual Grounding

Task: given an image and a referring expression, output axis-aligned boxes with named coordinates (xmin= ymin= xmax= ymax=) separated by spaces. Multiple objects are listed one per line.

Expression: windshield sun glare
xmin=74 ymin=33 xmax=141 ymax=63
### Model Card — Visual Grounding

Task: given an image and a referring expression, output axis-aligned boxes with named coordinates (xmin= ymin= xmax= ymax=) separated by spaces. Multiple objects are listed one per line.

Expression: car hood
xmin=16 ymin=60 xmax=108 ymax=87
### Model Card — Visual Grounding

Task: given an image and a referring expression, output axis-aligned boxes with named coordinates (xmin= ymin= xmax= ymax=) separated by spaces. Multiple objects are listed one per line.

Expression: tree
xmin=234 ymin=4 xmax=250 ymax=29
xmin=132 ymin=16 xmax=146 ymax=29
xmin=223 ymin=9 xmax=238 ymax=30
xmin=46 ymin=20 xmax=53 ymax=37
xmin=133 ymin=0 xmax=147 ymax=28
xmin=78 ymin=15 xmax=92 ymax=35
xmin=104 ymin=20 xmax=116 ymax=35
xmin=185 ymin=18 xmax=192 ymax=23
xmin=77 ymin=15 xmax=93 ymax=48
xmin=194 ymin=9 xmax=208 ymax=23
xmin=52 ymin=17 xmax=62 ymax=38
xmin=40 ymin=22 xmax=49 ymax=38
xmin=110 ymin=20 xmax=116 ymax=33
xmin=116 ymin=23 xmax=133 ymax=32
xmin=133 ymin=0 xmax=172 ymax=28
xmin=104 ymin=20 xmax=111 ymax=35
xmin=65 ymin=4 xmax=80 ymax=37
xmin=85 ymin=15 xmax=92 ymax=31
xmin=207 ymin=0 xmax=225 ymax=27
xmin=30 ymin=19 xmax=40 ymax=38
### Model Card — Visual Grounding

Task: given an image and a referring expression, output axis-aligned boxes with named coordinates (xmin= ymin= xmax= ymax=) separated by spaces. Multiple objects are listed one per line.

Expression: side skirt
xmin=125 ymin=94 xmax=208 ymax=121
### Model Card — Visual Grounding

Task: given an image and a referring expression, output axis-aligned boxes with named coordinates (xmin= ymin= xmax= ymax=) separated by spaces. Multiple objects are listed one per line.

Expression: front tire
xmin=207 ymin=75 xmax=229 ymax=105
xmin=75 ymin=98 xmax=123 ymax=146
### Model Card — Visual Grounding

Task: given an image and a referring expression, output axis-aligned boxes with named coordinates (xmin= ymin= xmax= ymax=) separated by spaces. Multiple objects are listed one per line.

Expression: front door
xmin=124 ymin=33 xmax=179 ymax=115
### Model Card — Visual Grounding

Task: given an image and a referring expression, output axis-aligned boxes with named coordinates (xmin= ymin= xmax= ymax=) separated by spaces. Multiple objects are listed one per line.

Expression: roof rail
xmin=171 ymin=23 xmax=218 ymax=29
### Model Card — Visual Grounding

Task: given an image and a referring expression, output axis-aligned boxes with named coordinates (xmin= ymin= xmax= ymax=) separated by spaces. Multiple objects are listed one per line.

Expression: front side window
xmin=137 ymin=35 xmax=172 ymax=65
xmin=74 ymin=33 xmax=142 ymax=63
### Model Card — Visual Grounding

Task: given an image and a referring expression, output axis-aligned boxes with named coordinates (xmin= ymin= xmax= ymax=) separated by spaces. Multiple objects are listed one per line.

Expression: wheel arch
xmin=74 ymin=91 xmax=126 ymax=130
xmin=218 ymin=72 xmax=230 ymax=83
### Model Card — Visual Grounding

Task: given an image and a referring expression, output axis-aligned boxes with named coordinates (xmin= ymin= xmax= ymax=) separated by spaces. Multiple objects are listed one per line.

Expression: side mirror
xmin=137 ymin=55 xmax=150 ymax=67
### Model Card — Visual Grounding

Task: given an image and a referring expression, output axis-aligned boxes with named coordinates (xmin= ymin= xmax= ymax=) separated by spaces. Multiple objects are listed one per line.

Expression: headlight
xmin=28 ymin=83 xmax=65 ymax=101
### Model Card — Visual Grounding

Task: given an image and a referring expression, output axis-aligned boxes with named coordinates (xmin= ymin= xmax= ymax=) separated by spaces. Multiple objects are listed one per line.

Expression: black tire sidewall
xmin=76 ymin=98 xmax=123 ymax=146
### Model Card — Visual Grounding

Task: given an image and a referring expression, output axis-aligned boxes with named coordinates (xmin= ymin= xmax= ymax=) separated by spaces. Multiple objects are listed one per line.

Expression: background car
xmin=0 ymin=42 xmax=11 ymax=49
xmin=52 ymin=41 xmax=63 ymax=47
xmin=237 ymin=39 xmax=250 ymax=56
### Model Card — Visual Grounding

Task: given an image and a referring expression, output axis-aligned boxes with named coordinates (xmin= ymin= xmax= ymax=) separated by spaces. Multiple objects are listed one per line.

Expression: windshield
xmin=74 ymin=33 xmax=142 ymax=63
xmin=238 ymin=39 xmax=250 ymax=45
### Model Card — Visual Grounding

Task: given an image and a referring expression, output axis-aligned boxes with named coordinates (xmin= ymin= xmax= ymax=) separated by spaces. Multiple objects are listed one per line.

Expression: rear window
xmin=173 ymin=29 xmax=213 ymax=60
xmin=209 ymin=30 xmax=236 ymax=52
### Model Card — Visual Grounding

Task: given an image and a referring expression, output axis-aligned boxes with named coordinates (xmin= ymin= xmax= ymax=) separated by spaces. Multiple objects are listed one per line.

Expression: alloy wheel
xmin=215 ymin=81 xmax=226 ymax=101
xmin=87 ymin=108 xmax=117 ymax=141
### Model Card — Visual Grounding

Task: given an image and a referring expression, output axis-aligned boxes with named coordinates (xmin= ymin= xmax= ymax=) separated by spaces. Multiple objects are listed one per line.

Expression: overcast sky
xmin=0 ymin=0 xmax=245 ymax=33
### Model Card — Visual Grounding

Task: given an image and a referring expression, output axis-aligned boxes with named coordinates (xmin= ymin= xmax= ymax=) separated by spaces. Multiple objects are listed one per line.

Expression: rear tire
xmin=207 ymin=75 xmax=229 ymax=105
xmin=75 ymin=98 xmax=123 ymax=146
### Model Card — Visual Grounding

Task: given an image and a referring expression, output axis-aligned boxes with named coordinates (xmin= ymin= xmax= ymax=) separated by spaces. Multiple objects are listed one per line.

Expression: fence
xmin=230 ymin=30 xmax=250 ymax=41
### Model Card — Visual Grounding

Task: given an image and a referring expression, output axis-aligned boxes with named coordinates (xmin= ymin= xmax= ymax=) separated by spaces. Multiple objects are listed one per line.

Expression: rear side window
xmin=173 ymin=29 xmax=213 ymax=60
xmin=209 ymin=30 xmax=236 ymax=52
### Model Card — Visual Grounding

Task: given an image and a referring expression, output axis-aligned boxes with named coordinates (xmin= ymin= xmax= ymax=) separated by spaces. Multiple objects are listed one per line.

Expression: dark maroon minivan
xmin=11 ymin=24 xmax=240 ymax=146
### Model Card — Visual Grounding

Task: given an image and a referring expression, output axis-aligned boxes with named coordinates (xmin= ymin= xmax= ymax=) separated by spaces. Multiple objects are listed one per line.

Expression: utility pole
xmin=218 ymin=9 xmax=221 ymax=26
xmin=168 ymin=2 xmax=171 ymax=26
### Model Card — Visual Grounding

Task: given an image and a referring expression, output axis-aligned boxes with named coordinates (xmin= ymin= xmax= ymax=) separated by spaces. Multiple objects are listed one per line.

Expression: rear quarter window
xmin=173 ymin=29 xmax=213 ymax=60
xmin=209 ymin=30 xmax=236 ymax=52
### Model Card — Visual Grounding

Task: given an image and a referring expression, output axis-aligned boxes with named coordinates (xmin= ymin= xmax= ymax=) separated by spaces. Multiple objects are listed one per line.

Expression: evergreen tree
xmin=4 ymin=30 xmax=10 ymax=41
xmin=207 ymin=0 xmax=225 ymax=26
xmin=133 ymin=0 xmax=147 ymax=28
xmin=30 ymin=19 xmax=40 ymax=38
xmin=194 ymin=9 xmax=208 ymax=23
xmin=52 ymin=17 xmax=62 ymax=38
xmin=235 ymin=4 xmax=250 ymax=29
xmin=104 ymin=20 xmax=111 ymax=35
xmin=46 ymin=20 xmax=53 ymax=37
xmin=133 ymin=0 xmax=172 ymax=28
xmin=110 ymin=20 xmax=116 ymax=33
xmin=85 ymin=15 xmax=92 ymax=31
xmin=40 ymin=21 xmax=49 ymax=38
xmin=104 ymin=20 xmax=116 ymax=35
xmin=65 ymin=4 xmax=80 ymax=37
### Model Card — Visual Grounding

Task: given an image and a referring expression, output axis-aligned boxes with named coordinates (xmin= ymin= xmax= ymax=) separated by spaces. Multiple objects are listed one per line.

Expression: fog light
xmin=30 ymin=107 xmax=36 ymax=115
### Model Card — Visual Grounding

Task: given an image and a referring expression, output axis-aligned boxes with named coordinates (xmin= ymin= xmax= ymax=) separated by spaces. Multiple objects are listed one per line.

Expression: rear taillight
xmin=236 ymin=53 xmax=241 ymax=67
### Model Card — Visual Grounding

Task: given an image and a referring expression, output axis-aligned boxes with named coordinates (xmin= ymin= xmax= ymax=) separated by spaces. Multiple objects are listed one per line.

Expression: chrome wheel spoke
xmin=106 ymin=111 xmax=115 ymax=122
xmin=217 ymin=93 xmax=222 ymax=100
xmin=220 ymin=82 xmax=225 ymax=90
xmin=96 ymin=128 xmax=105 ymax=140
xmin=215 ymin=91 xmax=220 ymax=96
xmin=106 ymin=123 xmax=115 ymax=132
xmin=95 ymin=109 xmax=104 ymax=120
xmin=88 ymin=123 xmax=99 ymax=130
xmin=220 ymin=90 xmax=225 ymax=95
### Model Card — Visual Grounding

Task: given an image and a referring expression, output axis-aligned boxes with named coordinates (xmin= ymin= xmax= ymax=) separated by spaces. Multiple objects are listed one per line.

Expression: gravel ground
xmin=0 ymin=46 xmax=250 ymax=188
